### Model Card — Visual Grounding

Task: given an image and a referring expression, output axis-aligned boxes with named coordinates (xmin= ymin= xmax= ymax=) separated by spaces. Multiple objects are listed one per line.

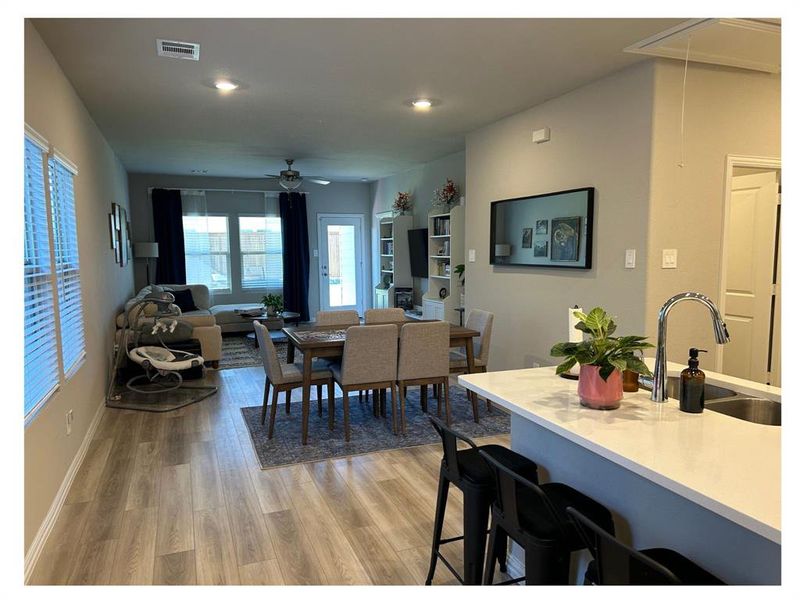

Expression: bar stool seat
xmin=456 ymin=445 xmax=539 ymax=485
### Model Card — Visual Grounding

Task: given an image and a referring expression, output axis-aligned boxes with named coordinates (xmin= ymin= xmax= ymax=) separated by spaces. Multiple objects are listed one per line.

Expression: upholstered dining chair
xmin=330 ymin=324 xmax=399 ymax=441
xmin=449 ymin=309 xmax=494 ymax=422
xmin=316 ymin=309 xmax=360 ymax=326
xmin=364 ymin=307 xmax=406 ymax=324
xmin=397 ymin=321 xmax=451 ymax=432
xmin=254 ymin=322 xmax=335 ymax=440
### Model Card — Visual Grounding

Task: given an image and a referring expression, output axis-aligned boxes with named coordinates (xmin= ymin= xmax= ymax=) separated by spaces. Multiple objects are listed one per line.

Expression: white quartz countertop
xmin=458 ymin=363 xmax=781 ymax=543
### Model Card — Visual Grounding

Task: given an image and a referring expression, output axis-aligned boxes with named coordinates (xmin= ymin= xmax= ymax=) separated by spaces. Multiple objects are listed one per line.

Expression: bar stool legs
xmin=425 ymin=470 xmax=450 ymax=585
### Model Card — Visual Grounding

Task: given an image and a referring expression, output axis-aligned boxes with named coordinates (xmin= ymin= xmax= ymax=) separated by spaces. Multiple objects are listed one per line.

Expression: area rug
xmin=219 ymin=334 xmax=296 ymax=370
xmin=240 ymin=385 xmax=510 ymax=469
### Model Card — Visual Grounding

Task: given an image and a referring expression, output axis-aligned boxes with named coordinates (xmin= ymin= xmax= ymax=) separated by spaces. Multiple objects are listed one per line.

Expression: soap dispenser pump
xmin=680 ymin=348 xmax=708 ymax=413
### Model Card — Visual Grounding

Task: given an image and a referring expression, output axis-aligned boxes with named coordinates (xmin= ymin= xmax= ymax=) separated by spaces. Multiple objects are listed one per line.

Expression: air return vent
xmin=156 ymin=39 xmax=200 ymax=61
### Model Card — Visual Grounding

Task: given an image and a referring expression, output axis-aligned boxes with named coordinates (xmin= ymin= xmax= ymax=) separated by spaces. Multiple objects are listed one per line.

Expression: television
xmin=489 ymin=187 xmax=594 ymax=269
xmin=408 ymin=228 xmax=429 ymax=278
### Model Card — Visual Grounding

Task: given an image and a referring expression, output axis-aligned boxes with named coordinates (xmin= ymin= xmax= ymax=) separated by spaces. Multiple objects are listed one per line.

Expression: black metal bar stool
xmin=425 ymin=416 xmax=539 ymax=585
xmin=479 ymin=449 xmax=616 ymax=585
xmin=567 ymin=507 xmax=725 ymax=585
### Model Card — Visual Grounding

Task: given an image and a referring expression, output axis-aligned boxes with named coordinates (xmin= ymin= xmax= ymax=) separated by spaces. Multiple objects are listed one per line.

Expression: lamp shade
xmin=134 ymin=242 xmax=159 ymax=259
xmin=495 ymin=244 xmax=511 ymax=257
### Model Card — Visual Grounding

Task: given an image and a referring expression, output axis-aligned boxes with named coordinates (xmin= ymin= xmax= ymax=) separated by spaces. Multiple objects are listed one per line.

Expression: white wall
xmin=127 ymin=173 xmax=371 ymax=317
xmin=24 ymin=21 xmax=134 ymax=551
xmin=465 ymin=62 xmax=655 ymax=370
xmin=646 ymin=59 xmax=781 ymax=365
xmin=369 ymin=151 xmax=466 ymax=305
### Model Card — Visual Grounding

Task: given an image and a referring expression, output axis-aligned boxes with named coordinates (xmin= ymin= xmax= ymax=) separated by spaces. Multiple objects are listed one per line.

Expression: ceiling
xmin=32 ymin=18 xmax=684 ymax=181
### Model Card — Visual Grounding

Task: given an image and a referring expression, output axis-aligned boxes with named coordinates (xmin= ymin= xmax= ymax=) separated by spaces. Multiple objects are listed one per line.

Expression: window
xmin=238 ymin=216 xmax=283 ymax=290
xmin=24 ymin=132 xmax=85 ymax=419
xmin=183 ymin=215 xmax=231 ymax=292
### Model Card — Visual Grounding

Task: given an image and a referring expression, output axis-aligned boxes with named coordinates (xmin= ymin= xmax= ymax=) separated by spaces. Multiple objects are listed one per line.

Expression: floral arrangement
xmin=392 ymin=191 xmax=413 ymax=215
xmin=433 ymin=179 xmax=459 ymax=209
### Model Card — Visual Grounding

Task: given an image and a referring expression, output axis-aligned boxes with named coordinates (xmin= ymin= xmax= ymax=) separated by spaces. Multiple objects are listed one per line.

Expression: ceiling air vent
xmin=156 ymin=39 xmax=200 ymax=61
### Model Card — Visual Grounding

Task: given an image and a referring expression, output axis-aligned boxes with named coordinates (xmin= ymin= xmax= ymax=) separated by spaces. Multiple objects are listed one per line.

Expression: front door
xmin=318 ymin=215 xmax=364 ymax=314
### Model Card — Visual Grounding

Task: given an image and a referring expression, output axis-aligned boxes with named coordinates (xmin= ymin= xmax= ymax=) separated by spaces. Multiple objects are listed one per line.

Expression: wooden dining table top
xmin=282 ymin=320 xmax=479 ymax=350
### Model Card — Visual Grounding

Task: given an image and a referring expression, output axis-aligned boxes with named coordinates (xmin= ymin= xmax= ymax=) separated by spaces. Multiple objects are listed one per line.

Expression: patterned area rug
xmin=240 ymin=386 xmax=510 ymax=469
xmin=219 ymin=334 xmax=292 ymax=370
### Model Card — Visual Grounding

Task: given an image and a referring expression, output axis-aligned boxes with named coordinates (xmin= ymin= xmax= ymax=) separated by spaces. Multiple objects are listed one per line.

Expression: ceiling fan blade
xmin=263 ymin=174 xmax=280 ymax=179
xmin=307 ymin=177 xmax=331 ymax=185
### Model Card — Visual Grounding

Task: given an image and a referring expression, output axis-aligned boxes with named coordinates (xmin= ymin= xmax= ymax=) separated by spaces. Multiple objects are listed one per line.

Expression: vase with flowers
xmin=550 ymin=307 xmax=653 ymax=410
xmin=432 ymin=179 xmax=459 ymax=212
xmin=392 ymin=191 xmax=413 ymax=216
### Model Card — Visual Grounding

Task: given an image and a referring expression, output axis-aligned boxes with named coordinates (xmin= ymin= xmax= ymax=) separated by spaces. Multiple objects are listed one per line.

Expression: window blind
xmin=183 ymin=215 xmax=232 ymax=292
xmin=239 ymin=216 xmax=283 ymax=290
xmin=49 ymin=156 xmax=85 ymax=374
xmin=24 ymin=137 xmax=59 ymax=415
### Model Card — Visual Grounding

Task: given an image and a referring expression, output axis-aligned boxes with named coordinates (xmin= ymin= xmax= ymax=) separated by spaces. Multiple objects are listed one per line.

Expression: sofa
xmin=117 ymin=284 xmax=222 ymax=366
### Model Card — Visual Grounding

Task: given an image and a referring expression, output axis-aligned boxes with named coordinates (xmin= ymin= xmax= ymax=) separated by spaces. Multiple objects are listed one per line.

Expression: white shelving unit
xmin=375 ymin=213 xmax=413 ymax=308
xmin=422 ymin=204 xmax=464 ymax=323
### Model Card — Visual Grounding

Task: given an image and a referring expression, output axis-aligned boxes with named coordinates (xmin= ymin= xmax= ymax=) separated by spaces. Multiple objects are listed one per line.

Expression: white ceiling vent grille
xmin=156 ymin=39 xmax=200 ymax=61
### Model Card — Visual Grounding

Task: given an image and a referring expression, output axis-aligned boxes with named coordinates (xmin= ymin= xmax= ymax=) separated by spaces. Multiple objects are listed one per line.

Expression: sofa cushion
xmin=176 ymin=309 xmax=216 ymax=328
xmin=159 ymin=284 xmax=211 ymax=310
xmin=171 ymin=288 xmax=199 ymax=313
xmin=210 ymin=303 xmax=265 ymax=325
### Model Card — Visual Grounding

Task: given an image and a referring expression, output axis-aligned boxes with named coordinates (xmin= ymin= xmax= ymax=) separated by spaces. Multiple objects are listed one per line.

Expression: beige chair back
xmin=465 ymin=309 xmax=494 ymax=364
xmin=364 ymin=308 xmax=406 ymax=324
xmin=340 ymin=324 xmax=398 ymax=386
xmin=398 ymin=321 xmax=450 ymax=380
xmin=316 ymin=310 xmax=360 ymax=326
xmin=254 ymin=321 xmax=284 ymax=384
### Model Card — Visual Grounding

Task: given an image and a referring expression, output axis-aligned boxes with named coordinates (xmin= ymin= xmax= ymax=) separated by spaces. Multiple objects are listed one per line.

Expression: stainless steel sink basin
xmin=706 ymin=397 xmax=781 ymax=426
xmin=662 ymin=376 xmax=739 ymax=400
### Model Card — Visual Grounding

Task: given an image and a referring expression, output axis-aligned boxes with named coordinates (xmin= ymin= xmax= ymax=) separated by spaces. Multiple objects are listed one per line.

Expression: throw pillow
xmin=171 ymin=288 xmax=198 ymax=313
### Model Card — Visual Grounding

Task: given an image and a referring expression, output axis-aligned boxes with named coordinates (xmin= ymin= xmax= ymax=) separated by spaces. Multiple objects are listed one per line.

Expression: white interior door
xmin=318 ymin=215 xmax=364 ymax=314
xmin=721 ymin=171 xmax=779 ymax=383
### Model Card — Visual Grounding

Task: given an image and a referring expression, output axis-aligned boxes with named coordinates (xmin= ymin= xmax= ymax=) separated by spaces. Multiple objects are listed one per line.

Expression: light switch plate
xmin=312 ymin=248 xmax=319 ymax=257
xmin=662 ymin=248 xmax=678 ymax=269
xmin=468 ymin=249 xmax=476 ymax=263
xmin=625 ymin=249 xmax=636 ymax=269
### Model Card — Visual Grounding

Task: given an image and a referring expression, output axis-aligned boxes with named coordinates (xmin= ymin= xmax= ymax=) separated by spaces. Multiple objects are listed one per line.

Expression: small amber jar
xmin=622 ymin=370 xmax=640 ymax=392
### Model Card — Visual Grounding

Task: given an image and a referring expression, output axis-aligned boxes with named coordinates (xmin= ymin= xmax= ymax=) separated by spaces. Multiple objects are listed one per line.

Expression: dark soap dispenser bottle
xmin=680 ymin=348 xmax=708 ymax=413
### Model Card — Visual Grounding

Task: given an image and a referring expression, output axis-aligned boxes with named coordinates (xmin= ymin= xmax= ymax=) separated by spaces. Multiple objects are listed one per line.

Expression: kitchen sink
xmin=706 ymin=397 xmax=781 ymax=426
xmin=662 ymin=376 xmax=739 ymax=400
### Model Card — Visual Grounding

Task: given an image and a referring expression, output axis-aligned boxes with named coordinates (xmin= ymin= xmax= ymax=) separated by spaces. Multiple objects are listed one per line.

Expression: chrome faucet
xmin=652 ymin=292 xmax=730 ymax=402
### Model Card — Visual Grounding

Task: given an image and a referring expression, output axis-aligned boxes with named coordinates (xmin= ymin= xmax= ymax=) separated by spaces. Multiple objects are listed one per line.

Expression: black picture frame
xmin=489 ymin=187 xmax=594 ymax=269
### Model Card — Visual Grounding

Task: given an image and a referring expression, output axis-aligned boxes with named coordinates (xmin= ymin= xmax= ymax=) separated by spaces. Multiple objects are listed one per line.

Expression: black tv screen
xmin=408 ymin=228 xmax=428 ymax=278
xmin=490 ymin=187 xmax=594 ymax=269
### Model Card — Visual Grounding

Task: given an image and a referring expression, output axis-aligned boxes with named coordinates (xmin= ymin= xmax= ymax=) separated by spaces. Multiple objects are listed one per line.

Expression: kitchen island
xmin=459 ymin=363 xmax=780 ymax=584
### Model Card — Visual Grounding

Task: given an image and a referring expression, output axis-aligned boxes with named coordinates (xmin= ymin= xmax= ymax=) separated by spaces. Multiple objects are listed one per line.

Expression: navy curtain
xmin=279 ymin=192 xmax=310 ymax=321
xmin=151 ymin=188 xmax=186 ymax=285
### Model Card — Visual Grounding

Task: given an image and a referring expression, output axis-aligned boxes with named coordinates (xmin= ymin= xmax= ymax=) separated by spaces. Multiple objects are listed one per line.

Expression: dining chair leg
xmin=343 ymin=390 xmax=351 ymax=442
xmin=268 ymin=386 xmax=280 ymax=439
xmin=327 ymin=380 xmax=335 ymax=431
xmin=399 ymin=383 xmax=407 ymax=434
xmin=373 ymin=389 xmax=380 ymax=418
xmin=390 ymin=383 xmax=398 ymax=435
xmin=260 ymin=379 xmax=270 ymax=425
xmin=433 ymin=384 xmax=439 ymax=400
xmin=359 ymin=390 xmax=363 ymax=403
xmin=436 ymin=382 xmax=442 ymax=418
xmin=421 ymin=384 xmax=428 ymax=413
xmin=444 ymin=379 xmax=452 ymax=426
xmin=469 ymin=389 xmax=479 ymax=423
xmin=285 ymin=388 xmax=292 ymax=414
xmin=380 ymin=389 xmax=387 ymax=418
xmin=317 ymin=384 xmax=323 ymax=416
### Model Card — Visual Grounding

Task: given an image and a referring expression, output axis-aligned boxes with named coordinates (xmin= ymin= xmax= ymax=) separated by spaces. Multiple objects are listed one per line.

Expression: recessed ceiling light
xmin=412 ymin=99 xmax=432 ymax=109
xmin=214 ymin=80 xmax=239 ymax=91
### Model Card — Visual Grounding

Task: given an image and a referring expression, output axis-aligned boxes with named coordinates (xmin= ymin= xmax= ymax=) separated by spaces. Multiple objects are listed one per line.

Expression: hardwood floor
xmin=29 ymin=366 xmax=511 ymax=585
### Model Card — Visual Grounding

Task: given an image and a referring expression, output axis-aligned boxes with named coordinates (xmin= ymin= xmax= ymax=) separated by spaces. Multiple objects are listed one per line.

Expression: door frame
xmin=716 ymin=154 xmax=781 ymax=372
xmin=317 ymin=213 xmax=368 ymax=315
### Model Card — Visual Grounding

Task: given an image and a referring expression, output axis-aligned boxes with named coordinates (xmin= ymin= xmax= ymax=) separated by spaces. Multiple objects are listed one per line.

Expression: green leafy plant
xmin=454 ymin=263 xmax=465 ymax=286
xmin=550 ymin=307 xmax=653 ymax=381
xmin=261 ymin=293 xmax=284 ymax=314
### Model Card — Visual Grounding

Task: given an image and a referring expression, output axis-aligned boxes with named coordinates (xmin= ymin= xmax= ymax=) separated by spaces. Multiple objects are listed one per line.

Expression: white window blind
xmin=24 ymin=137 xmax=59 ymax=416
xmin=239 ymin=216 xmax=283 ymax=290
xmin=183 ymin=215 xmax=232 ymax=292
xmin=49 ymin=156 xmax=85 ymax=374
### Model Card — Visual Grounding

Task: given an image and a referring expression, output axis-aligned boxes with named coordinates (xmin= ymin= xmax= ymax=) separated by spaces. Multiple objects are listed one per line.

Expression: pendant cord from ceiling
xmin=678 ymin=36 xmax=692 ymax=168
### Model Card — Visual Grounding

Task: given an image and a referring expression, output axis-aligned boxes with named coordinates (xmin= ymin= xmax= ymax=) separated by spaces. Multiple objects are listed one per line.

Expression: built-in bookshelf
xmin=375 ymin=213 xmax=412 ymax=308
xmin=422 ymin=204 xmax=464 ymax=323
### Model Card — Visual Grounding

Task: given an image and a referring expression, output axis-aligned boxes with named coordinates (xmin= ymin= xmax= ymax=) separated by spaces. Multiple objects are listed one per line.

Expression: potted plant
xmin=550 ymin=307 xmax=653 ymax=410
xmin=392 ymin=191 xmax=413 ymax=215
xmin=261 ymin=293 xmax=284 ymax=317
xmin=454 ymin=263 xmax=465 ymax=307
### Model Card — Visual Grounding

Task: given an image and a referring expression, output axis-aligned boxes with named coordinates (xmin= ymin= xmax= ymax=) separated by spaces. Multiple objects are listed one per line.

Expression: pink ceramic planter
xmin=577 ymin=364 xmax=623 ymax=410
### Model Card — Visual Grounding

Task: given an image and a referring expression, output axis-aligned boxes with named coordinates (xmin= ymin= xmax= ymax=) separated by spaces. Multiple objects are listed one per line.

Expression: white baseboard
xmin=24 ymin=399 xmax=106 ymax=583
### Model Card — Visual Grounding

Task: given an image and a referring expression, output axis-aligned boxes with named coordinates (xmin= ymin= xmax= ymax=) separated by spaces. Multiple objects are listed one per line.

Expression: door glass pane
xmin=326 ymin=225 xmax=356 ymax=307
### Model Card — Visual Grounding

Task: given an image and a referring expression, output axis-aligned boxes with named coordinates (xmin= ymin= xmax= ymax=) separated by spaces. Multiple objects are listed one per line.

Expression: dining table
xmin=282 ymin=319 xmax=481 ymax=445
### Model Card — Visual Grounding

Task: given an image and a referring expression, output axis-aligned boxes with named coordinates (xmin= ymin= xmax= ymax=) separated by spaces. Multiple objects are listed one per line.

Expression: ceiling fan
xmin=264 ymin=159 xmax=331 ymax=190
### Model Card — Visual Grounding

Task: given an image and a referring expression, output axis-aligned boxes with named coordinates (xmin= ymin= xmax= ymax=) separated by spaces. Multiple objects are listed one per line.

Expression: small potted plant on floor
xmin=261 ymin=293 xmax=284 ymax=317
xmin=550 ymin=307 xmax=653 ymax=410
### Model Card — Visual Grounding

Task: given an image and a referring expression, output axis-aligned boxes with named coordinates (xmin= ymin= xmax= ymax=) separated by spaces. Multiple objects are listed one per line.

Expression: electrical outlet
xmin=66 ymin=410 xmax=73 ymax=436
xmin=662 ymin=248 xmax=678 ymax=269
xmin=312 ymin=248 xmax=319 ymax=258
xmin=625 ymin=249 xmax=636 ymax=269
xmin=468 ymin=249 xmax=476 ymax=263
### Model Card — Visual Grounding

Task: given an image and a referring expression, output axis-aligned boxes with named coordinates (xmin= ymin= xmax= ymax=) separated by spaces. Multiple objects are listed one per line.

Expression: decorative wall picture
xmin=535 ymin=219 xmax=549 ymax=235
xmin=550 ymin=216 xmax=581 ymax=262
xmin=108 ymin=212 xmax=117 ymax=250
xmin=109 ymin=202 xmax=131 ymax=267
xmin=534 ymin=240 xmax=549 ymax=257
xmin=521 ymin=228 xmax=533 ymax=248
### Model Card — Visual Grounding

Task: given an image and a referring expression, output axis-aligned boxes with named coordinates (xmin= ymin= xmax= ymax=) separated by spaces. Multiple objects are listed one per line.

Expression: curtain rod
xmin=146 ymin=186 xmax=310 ymax=196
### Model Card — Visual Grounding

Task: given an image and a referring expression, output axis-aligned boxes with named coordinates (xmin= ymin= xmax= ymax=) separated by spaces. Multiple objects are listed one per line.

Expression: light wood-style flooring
xmin=30 ymin=366 xmax=510 ymax=585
